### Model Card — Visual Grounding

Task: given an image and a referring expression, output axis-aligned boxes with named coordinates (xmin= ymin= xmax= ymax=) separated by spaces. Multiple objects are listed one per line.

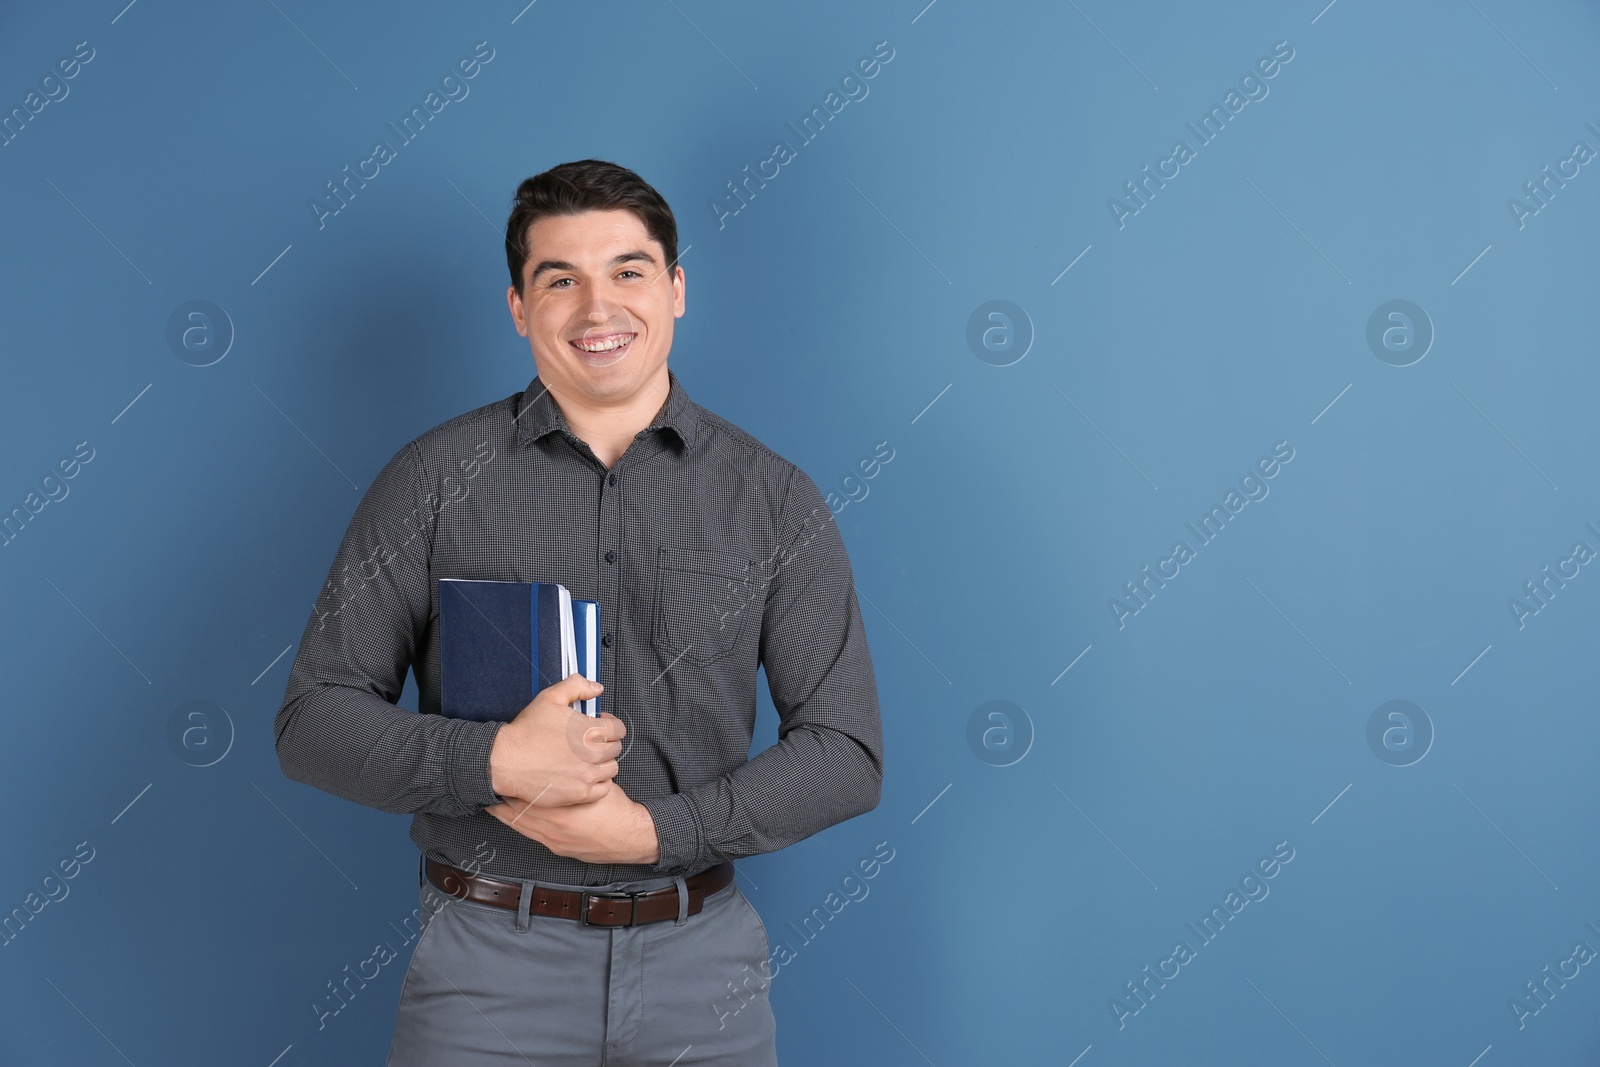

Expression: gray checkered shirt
xmin=274 ymin=368 xmax=883 ymax=884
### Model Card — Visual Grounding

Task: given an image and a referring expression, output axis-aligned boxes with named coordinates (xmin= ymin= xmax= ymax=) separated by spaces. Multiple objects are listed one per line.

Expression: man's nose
xmin=583 ymin=301 xmax=633 ymax=327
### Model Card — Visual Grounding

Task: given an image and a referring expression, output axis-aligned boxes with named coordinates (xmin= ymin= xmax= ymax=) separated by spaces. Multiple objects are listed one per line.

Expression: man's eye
xmin=549 ymin=278 xmax=573 ymax=288
xmin=619 ymin=270 xmax=642 ymax=279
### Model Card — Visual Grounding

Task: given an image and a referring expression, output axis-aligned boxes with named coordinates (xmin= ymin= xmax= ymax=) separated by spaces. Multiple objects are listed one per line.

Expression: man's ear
xmin=672 ymin=266 xmax=686 ymax=319
xmin=506 ymin=284 xmax=528 ymax=337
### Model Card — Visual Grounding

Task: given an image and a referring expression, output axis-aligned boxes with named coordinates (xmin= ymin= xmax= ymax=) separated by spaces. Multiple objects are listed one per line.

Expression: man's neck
xmin=547 ymin=371 xmax=671 ymax=470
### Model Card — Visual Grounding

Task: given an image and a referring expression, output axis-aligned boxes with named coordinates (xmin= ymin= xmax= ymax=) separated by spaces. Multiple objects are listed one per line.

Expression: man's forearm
xmin=274 ymin=439 xmax=514 ymax=819
xmin=487 ymin=784 xmax=661 ymax=864
xmin=275 ymin=684 xmax=503 ymax=817
xmin=640 ymin=466 xmax=885 ymax=874
xmin=641 ymin=722 xmax=883 ymax=873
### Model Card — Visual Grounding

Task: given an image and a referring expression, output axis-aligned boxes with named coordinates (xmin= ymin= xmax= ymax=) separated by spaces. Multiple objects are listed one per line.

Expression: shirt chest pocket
xmin=651 ymin=546 xmax=757 ymax=667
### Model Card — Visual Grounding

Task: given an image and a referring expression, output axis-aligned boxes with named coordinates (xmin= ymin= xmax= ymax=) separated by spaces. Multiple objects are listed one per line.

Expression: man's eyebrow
xmin=529 ymin=259 xmax=575 ymax=284
xmin=529 ymin=249 xmax=659 ymax=284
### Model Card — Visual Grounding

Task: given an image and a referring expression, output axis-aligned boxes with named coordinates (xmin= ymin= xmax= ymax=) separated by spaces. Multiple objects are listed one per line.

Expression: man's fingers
xmin=578 ymin=734 xmax=624 ymax=766
xmin=538 ymin=672 xmax=605 ymax=708
xmin=579 ymin=724 xmax=621 ymax=749
xmin=583 ymin=719 xmax=626 ymax=743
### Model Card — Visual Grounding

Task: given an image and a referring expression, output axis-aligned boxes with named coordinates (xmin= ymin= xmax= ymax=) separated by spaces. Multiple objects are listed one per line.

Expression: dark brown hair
xmin=504 ymin=160 xmax=679 ymax=292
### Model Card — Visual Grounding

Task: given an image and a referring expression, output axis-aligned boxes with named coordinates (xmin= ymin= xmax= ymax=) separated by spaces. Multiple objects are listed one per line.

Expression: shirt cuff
xmin=640 ymin=792 xmax=702 ymax=873
xmin=448 ymin=718 xmax=505 ymax=812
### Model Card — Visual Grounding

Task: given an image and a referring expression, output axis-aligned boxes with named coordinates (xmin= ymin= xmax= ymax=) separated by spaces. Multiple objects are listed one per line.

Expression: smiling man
xmin=274 ymin=159 xmax=884 ymax=1066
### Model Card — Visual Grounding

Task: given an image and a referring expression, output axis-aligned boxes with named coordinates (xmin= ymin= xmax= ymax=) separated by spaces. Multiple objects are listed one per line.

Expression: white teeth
xmin=575 ymin=335 xmax=631 ymax=353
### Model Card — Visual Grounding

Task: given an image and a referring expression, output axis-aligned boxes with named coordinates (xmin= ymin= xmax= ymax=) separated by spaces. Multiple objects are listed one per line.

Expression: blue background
xmin=2 ymin=0 xmax=1598 ymax=1063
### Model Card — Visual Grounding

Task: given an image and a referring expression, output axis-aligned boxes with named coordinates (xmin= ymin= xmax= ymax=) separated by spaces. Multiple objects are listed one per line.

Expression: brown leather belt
xmin=424 ymin=856 xmax=734 ymax=926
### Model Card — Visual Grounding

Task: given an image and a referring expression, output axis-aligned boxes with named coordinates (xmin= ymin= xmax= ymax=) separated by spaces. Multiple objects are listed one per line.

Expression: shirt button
xmin=601 ymin=632 xmax=614 ymax=648
xmin=608 ymin=473 xmax=618 ymax=486
xmin=604 ymin=550 xmax=617 ymax=564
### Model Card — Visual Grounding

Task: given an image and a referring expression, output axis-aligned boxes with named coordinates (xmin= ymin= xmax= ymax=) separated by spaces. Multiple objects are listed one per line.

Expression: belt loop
xmin=516 ymin=880 xmax=535 ymax=933
xmin=674 ymin=874 xmax=689 ymax=926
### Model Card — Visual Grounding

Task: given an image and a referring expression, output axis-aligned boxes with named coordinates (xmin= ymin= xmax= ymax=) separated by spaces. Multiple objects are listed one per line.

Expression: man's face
xmin=506 ymin=208 xmax=685 ymax=410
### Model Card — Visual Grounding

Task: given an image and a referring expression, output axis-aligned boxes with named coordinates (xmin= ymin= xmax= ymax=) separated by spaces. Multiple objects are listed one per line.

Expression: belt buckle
xmin=580 ymin=889 xmax=639 ymax=926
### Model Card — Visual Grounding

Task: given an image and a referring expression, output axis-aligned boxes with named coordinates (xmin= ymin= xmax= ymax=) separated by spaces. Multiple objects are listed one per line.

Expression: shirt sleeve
xmin=274 ymin=440 xmax=505 ymax=817
xmin=640 ymin=466 xmax=885 ymax=872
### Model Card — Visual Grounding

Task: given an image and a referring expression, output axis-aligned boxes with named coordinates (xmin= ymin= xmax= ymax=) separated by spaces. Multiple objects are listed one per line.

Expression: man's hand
xmin=488 ymin=674 xmax=624 ymax=807
xmin=485 ymin=781 xmax=660 ymax=865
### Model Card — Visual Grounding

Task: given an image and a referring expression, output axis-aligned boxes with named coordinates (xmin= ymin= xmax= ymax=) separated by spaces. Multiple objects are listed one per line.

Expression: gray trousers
xmin=387 ymin=857 xmax=778 ymax=1066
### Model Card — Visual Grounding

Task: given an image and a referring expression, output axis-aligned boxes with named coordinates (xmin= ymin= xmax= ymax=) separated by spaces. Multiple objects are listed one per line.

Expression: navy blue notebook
xmin=438 ymin=579 xmax=600 ymax=722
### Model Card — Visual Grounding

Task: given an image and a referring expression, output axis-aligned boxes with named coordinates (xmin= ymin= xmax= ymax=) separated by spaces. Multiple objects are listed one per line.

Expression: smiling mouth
xmin=571 ymin=332 xmax=635 ymax=355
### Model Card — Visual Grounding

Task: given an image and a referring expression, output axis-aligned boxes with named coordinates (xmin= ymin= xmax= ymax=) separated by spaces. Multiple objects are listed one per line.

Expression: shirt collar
xmin=514 ymin=367 xmax=699 ymax=453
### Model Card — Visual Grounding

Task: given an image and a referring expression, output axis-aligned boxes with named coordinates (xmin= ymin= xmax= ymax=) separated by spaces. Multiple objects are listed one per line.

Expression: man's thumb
xmin=541 ymin=673 xmax=602 ymax=703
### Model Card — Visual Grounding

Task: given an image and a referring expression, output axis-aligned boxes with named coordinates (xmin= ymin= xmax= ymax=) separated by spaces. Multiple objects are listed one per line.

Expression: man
xmin=274 ymin=159 xmax=884 ymax=1065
